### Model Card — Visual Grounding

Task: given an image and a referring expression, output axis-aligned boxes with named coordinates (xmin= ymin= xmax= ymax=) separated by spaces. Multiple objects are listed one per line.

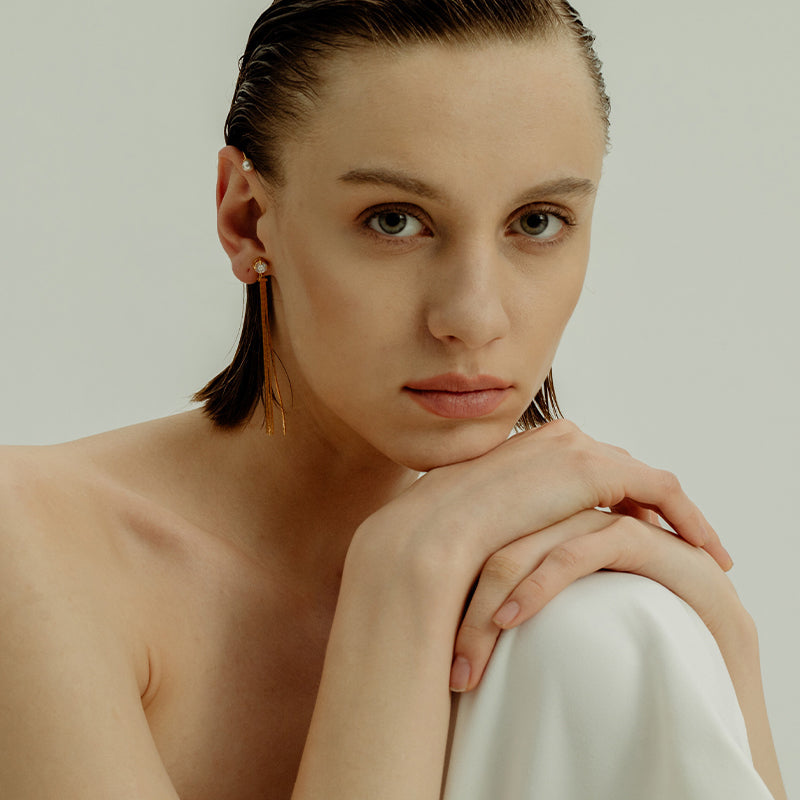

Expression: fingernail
xmin=712 ymin=533 xmax=734 ymax=570
xmin=723 ymin=547 xmax=734 ymax=571
xmin=493 ymin=600 xmax=520 ymax=628
xmin=450 ymin=656 xmax=471 ymax=692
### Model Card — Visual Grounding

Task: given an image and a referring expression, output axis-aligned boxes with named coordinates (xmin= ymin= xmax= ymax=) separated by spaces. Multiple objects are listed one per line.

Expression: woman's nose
xmin=425 ymin=248 xmax=511 ymax=349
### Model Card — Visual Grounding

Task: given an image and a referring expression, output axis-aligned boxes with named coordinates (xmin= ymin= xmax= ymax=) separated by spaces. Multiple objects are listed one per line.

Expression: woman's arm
xmin=714 ymin=611 xmax=787 ymax=800
xmin=0 ymin=473 xmax=181 ymax=800
xmin=451 ymin=508 xmax=787 ymax=799
xmin=445 ymin=571 xmax=776 ymax=800
xmin=291 ymin=537 xmax=458 ymax=799
xmin=291 ymin=420 xmax=741 ymax=799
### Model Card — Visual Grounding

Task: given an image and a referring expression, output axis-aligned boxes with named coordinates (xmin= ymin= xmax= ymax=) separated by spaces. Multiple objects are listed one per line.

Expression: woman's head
xmin=225 ymin=0 xmax=609 ymax=186
xmin=198 ymin=0 xmax=609 ymax=466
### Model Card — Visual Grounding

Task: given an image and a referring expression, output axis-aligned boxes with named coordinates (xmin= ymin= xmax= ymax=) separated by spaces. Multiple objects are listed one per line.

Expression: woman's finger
xmin=599 ymin=443 xmax=732 ymax=570
xmin=609 ymin=497 xmax=660 ymax=527
xmin=479 ymin=424 xmax=707 ymax=558
xmin=491 ymin=515 xmax=706 ymax=633
xmin=426 ymin=420 xmax=730 ymax=582
xmin=450 ymin=510 xmax=616 ymax=692
xmin=598 ymin=446 xmax=698 ymax=542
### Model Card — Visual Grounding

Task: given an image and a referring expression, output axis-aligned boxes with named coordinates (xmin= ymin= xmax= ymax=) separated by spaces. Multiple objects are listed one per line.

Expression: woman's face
xmin=257 ymin=39 xmax=606 ymax=471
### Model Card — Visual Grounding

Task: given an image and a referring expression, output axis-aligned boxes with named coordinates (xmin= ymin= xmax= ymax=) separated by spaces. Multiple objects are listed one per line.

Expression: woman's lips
xmin=404 ymin=373 xmax=512 ymax=419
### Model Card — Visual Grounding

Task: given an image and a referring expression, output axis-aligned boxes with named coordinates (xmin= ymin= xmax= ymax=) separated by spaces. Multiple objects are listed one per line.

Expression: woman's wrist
xmin=712 ymin=606 xmax=787 ymax=800
xmin=346 ymin=508 xmax=477 ymax=626
xmin=294 ymin=522 xmax=458 ymax=800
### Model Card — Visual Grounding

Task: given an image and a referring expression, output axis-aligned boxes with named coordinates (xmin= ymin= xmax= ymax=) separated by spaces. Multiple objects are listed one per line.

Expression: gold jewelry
xmin=253 ymin=258 xmax=286 ymax=435
xmin=242 ymin=156 xmax=254 ymax=172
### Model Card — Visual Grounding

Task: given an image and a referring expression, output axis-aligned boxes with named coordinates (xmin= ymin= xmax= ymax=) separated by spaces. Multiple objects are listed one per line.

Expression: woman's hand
xmin=447 ymin=488 xmax=788 ymax=800
xmin=418 ymin=419 xmax=726 ymax=559
xmin=308 ymin=418 xmax=738 ymax=800
xmin=449 ymin=507 xmax=741 ymax=693
xmin=360 ymin=419 xmax=731 ymax=606
xmin=345 ymin=417 xmax=735 ymax=689
xmin=304 ymin=419 xmax=785 ymax=800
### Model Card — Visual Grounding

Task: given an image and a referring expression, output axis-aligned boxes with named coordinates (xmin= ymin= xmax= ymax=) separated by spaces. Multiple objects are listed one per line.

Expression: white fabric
xmin=442 ymin=571 xmax=773 ymax=799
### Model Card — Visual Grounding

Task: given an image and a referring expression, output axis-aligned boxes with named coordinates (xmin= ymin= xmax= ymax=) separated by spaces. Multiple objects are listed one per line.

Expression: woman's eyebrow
xmin=338 ymin=168 xmax=445 ymax=201
xmin=337 ymin=168 xmax=596 ymax=204
xmin=512 ymin=177 xmax=597 ymax=205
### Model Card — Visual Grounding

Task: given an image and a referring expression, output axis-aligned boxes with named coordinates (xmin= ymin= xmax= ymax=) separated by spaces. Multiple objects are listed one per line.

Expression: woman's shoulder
xmin=0 ymin=413 xmax=209 ymax=580
xmin=0 ymin=439 xmax=108 ymax=547
xmin=0 ymin=436 xmax=182 ymax=797
xmin=0 ymin=435 xmax=154 ymax=685
xmin=0 ymin=410 xmax=259 ymax=599
xmin=0 ymin=412 xmax=224 ymax=685
xmin=0 ymin=437 xmax=137 ymax=599
xmin=0 ymin=419 xmax=152 ymax=536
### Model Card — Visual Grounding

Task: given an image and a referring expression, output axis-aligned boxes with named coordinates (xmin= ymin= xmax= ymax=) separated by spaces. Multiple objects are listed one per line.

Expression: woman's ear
xmin=217 ymin=145 xmax=273 ymax=284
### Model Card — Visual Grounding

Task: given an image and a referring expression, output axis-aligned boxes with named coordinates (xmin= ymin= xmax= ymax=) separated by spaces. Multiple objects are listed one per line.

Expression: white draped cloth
xmin=442 ymin=572 xmax=773 ymax=799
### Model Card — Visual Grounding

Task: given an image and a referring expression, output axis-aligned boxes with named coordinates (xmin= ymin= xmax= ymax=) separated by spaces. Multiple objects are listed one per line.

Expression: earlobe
xmin=216 ymin=145 xmax=271 ymax=284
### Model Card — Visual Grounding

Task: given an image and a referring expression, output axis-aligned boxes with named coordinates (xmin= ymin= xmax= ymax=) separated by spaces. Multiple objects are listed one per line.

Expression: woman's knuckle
xmin=482 ymin=552 xmax=522 ymax=583
xmin=547 ymin=542 xmax=581 ymax=571
xmin=657 ymin=469 xmax=682 ymax=495
xmin=566 ymin=437 xmax=594 ymax=469
xmin=570 ymin=449 xmax=604 ymax=500
xmin=520 ymin=571 xmax=549 ymax=601
xmin=607 ymin=517 xmax=646 ymax=567
xmin=547 ymin=418 xmax=579 ymax=436
xmin=611 ymin=514 xmax=641 ymax=536
xmin=457 ymin=619 xmax=485 ymax=644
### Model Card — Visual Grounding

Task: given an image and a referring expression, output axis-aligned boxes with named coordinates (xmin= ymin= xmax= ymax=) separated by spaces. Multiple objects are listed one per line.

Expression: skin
xmin=230 ymin=44 xmax=603 ymax=473
xmin=0 ymin=37 xmax=786 ymax=800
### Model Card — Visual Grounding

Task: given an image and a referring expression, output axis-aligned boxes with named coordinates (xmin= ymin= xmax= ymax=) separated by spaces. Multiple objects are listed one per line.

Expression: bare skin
xmin=1 ymin=411 xmax=356 ymax=800
xmin=0 ymin=39 xmax=786 ymax=800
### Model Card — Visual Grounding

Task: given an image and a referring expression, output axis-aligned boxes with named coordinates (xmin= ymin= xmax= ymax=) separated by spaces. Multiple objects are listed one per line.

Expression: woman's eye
xmin=510 ymin=212 xmax=564 ymax=240
xmin=367 ymin=210 xmax=425 ymax=237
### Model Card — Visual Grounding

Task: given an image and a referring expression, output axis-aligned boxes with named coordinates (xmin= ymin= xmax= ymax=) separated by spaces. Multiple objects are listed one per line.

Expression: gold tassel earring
xmin=253 ymin=258 xmax=286 ymax=435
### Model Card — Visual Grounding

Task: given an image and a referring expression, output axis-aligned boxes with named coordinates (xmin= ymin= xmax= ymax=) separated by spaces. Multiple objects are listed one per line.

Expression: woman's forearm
xmin=291 ymin=537 xmax=458 ymax=800
xmin=718 ymin=613 xmax=787 ymax=800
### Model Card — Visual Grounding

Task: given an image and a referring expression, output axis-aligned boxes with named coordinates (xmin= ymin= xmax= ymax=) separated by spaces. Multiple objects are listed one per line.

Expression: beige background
xmin=1 ymin=1 xmax=797 ymax=793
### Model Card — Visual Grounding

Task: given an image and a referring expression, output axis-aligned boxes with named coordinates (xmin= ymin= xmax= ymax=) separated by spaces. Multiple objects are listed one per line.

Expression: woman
xmin=0 ymin=1 xmax=788 ymax=798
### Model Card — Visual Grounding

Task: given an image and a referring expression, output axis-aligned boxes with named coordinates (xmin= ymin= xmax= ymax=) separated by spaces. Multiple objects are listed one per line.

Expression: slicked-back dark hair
xmin=194 ymin=0 xmax=610 ymax=431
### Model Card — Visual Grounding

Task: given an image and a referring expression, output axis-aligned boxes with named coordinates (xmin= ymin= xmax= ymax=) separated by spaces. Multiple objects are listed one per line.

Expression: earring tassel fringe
xmin=258 ymin=273 xmax=286 ymax=436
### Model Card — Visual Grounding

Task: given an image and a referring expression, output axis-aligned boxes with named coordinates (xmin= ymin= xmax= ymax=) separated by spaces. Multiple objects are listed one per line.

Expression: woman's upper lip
xmin=405 ymin=373 xmax=512 ymax=392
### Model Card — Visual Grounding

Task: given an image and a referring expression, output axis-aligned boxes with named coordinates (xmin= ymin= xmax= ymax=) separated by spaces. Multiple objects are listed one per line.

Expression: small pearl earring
xmin=242 ymin=156 xmax=254 ymax=172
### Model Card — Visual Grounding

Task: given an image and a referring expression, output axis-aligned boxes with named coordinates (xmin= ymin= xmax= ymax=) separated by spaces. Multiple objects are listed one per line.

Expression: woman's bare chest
xmin=136 ymin=549 xmax=333 ymax=799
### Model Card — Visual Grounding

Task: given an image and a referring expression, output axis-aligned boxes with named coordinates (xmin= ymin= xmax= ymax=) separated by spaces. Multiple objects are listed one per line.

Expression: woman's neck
xmin=189 ymin=407 xmax=419 ymax=592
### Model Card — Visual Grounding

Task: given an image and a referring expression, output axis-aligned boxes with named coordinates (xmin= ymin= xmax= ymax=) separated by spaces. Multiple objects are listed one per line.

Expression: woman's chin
xmin=387 ymin=422 xmax=515 ymax=473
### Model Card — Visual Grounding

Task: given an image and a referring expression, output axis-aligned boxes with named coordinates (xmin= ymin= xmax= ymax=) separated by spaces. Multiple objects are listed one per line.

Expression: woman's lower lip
xmin=404 ymin=388 xmax=510 ymax=419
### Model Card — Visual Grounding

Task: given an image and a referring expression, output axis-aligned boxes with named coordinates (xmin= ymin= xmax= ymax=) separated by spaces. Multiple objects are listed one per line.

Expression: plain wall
xmin=1 ymin=1 xmax=797 ymax=793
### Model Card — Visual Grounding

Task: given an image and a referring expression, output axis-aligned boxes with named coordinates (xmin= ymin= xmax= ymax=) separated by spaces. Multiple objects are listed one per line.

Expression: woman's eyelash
xmin=359 ymin=202 xmax=577 ymax=244
xmin=360 ymin=203 xmax=431 ymax=240
xmin=507 ymin=204 xmax=576 ymax=247
xmin=510 ymin=204 xmax=576 ymax=231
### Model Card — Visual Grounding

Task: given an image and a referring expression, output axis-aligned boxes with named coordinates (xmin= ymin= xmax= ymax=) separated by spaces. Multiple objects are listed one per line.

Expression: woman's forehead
xmin=317 ymin=38 xmax=600 ymax=127
xmin=280 ymin=39 xmax=605 ymax=199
